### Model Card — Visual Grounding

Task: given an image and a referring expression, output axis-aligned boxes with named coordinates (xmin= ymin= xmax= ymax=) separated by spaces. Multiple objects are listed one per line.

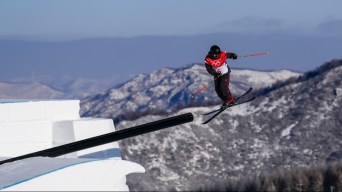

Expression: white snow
xmin=0 ymin=157 xmax=144 ymax=191
xmin=336 ymin=88 xmax=342 ymax=97
xmin=233 ymin=69 xmax=301 ymax=88
xmin=0 ymin=100 xmax=145 ymax=191
xmin=303 ymin=149 xmax=312 ymax=155
xmin=281 ymin=122 xmax=297 ymax=138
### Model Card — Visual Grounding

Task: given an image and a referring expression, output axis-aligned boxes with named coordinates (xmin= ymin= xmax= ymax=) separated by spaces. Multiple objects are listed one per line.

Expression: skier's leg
xmin=220 ymin=73 xmax=234 ymax=103
xmin=215 ymin=78 xmax=225 ymax=101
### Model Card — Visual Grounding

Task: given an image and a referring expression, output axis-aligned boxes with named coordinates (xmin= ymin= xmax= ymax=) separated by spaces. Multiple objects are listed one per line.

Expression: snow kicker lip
xmin=0 ymin=113 xmax=194 ymax=165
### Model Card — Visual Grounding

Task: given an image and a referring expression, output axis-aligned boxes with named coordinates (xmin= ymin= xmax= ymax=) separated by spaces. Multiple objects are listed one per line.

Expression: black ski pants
xmin=214 ymin=72 xmax=233 ymax=102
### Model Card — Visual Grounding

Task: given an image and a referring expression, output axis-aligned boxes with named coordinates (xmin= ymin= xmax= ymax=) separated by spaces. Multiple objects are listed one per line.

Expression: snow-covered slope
xmin=81 ymin=64 xmax=301 ymax=121
xmin=0 ymin=157 xmax=144 ymax=191
xmin=117 ymin=59 xmax=342 ymax=191
xmin=232 ymin=68 xmax=301 ymax=88
xmin=0 ymin=99 xmax=145 ymax=191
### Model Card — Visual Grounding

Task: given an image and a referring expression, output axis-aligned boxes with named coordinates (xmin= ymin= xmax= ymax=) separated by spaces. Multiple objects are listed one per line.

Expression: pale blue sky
xmin=1 ymin=0 xmax=342 ymax=39
xmin=1 ymin=0 xmax=342 ymax=82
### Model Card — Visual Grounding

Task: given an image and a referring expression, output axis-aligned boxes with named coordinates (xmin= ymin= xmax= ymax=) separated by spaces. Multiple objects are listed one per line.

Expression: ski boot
xmin=220 ymin=98 xmax=235 ymax=109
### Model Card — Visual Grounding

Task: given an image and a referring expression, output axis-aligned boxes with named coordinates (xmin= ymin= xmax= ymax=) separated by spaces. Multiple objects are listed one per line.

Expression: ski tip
xmin=249 ymin=96 xmax=257 ymax=101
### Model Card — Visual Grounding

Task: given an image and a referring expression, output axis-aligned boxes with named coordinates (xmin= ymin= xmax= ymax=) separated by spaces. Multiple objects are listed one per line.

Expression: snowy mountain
xmin=115 ymin=59 xmax=342 ymax=191
xmin=80 ymin=63 xmax=301 ymax=122
xmin=0 ymin=76 xmax=118 ymax=100
xmin=0 ymin=80 xmax=64 ymax=99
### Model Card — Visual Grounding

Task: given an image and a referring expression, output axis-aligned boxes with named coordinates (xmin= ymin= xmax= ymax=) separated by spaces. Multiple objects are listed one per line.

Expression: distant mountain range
xmin=107 ymin=59 xmax=341 ymax=191
xmin=80 ymin=64 xmax=301 ymax=122
xmin=0 ymin=76 xmax=118 ymax=100
xmin=1 ymin=33 xmax=342 ymax=83
xmin=0 ymin=63 xmax=300 ymax=105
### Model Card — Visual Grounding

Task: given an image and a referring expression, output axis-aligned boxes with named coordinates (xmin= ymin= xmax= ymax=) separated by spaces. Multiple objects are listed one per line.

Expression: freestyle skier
xmin=202 ymin=47 xmax=269 ymax=124
xmin=204 ymin=45 xmax=238 ymax=108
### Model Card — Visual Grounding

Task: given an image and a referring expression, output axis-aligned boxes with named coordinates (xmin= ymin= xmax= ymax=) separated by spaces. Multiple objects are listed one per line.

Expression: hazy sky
xmin=1 ymin=0 xmax=342 ymax=83
xmin=1 ymin=0 xmax=342 ymax=39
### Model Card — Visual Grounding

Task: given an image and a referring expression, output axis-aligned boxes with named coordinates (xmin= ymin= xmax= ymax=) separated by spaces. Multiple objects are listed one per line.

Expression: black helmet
xmin=209 ymin=45 xmax=221 ymax=55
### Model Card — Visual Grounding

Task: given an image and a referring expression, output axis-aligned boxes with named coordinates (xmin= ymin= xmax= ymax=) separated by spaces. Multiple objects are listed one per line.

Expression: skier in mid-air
xmin=204 ymin=45 xmax=238 ymax=108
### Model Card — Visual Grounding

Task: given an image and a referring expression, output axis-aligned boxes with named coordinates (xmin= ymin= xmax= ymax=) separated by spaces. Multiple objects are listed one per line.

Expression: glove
xmin=227 ymin=52 xmax=238 ymax=60
xmin=214 ymin=70 xmax=222 ymax=80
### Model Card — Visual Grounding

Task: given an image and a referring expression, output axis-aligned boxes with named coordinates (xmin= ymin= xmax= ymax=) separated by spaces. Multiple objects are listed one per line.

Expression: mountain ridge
xmin=116 ymin=59 xmax=342 ymax=191
xmin=80 ymin=63 xmax=301 ymax=123
xmin=0 ymin=76 xmax=119 ymax=100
